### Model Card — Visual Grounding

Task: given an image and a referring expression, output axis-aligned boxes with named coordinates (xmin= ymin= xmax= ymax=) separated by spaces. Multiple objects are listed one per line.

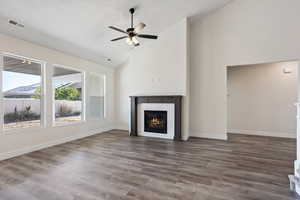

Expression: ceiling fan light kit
xmin=109 ymin=8 xmax=158 ymax=47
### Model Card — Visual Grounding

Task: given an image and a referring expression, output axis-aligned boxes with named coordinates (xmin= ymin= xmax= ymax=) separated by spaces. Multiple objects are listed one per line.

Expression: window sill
xmin=0 ymin=120 xmax=87 ymax=135
xmin=87 ymin=118 xmax=106 ymax=122
xmin=52 ymin=120 xmax=86 ymax=128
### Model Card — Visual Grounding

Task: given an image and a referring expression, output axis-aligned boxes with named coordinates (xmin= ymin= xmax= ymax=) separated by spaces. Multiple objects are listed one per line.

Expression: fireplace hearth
xmin=144 ymin=110 xmax=168 ymax=134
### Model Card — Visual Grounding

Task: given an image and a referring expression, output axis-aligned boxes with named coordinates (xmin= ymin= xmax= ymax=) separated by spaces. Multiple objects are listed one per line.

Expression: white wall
xmin=227 ymin=62 xmax=298 ymax=138
xmin=0 ymin=33 xmax=115 ymax=160
xmin=190 ymin=0 xmax=300 ymax=140
xmin=115 ymin=18 xmax=190 ymax=140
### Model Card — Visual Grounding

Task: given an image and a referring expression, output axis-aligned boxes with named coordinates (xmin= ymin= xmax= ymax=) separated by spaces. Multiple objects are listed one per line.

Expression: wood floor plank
xmin=0 ymin=130 xmax=298 ymax=200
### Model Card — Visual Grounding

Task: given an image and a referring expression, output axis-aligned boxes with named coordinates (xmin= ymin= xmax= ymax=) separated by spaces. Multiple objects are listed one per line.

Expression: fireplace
xmin=130 ymin=96 xmax=182 ymax=140
xmin=144 ymin=110 xmax=168 ymax=134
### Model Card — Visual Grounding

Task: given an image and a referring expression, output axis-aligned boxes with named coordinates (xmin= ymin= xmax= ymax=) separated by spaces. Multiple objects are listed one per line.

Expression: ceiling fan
xmin=109 ymin=8 xmax=158 ymax=47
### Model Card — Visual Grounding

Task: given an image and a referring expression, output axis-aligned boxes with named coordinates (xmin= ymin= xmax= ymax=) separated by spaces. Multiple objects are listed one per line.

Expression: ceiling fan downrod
xmin=130 ymin=8 xmax=135 ymax=28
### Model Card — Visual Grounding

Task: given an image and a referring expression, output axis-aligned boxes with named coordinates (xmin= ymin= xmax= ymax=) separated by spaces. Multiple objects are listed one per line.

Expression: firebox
xmin=144 ymin=110 xmax=168 ymax=134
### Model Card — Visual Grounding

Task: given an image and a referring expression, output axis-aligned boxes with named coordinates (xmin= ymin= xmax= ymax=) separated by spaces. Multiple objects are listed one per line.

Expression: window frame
xmin=52 ymin=64 xmax=86 ymax=127
xmin=0 ymin=53 xmax=94 ymax=133
xmin=0 ymin=52 xmax=46 ymax=134
xmin=87 ymin=72 xmax=106 ymax=120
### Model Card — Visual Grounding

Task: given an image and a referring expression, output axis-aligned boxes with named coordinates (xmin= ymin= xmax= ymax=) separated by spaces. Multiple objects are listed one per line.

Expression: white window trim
xmin=40 ymin=61 xmax=47 ymax=128
xmin=103 ymin=75 xmax=107 ymax=119
xmin=0 ymin=52 xmax=46 ymax=134
xmin=0 ymin=54 xmax=3 ymax=135
xmin=87 ymin=72 xmax=106 ymax=120
xmin=52 ymin=64 xmax=86 ymax=127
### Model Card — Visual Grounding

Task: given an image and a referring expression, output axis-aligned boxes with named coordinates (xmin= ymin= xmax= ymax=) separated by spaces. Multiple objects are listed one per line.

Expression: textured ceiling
xmin=0 ymin=0 xmax=231 ymax=67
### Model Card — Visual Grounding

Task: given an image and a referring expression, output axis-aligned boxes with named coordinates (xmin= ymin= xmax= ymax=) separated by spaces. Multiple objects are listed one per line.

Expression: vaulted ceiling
xmin=0 ymin=0 xmax=231 ymax=67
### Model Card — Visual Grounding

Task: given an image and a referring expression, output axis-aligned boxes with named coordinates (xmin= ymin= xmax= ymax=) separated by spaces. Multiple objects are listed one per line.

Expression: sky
xmin=2 ymin=71 xmax=82 ymax=92
xmin=3 ymin=71 xmax=40 ymax=92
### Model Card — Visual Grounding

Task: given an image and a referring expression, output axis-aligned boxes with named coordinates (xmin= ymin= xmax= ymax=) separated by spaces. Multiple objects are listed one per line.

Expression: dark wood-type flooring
xmin=0 ymin=130 xmax=298 ymax=200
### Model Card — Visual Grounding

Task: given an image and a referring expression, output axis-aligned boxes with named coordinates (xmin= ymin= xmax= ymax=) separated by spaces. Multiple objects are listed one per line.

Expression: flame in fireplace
xmin=150 ymin=118 xmax=162 ymax=127
xmin=144 ymin=111 xmax=167 ymax=133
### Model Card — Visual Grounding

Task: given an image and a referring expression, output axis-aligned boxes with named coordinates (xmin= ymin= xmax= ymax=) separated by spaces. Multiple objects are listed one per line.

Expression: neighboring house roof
xmin=56 ymin=82 xmax=82 ymax=89
xmin=4 ymin=83 xmax=39 ymax=97
xmin=4 ymin=82 xmax=81 ymax=97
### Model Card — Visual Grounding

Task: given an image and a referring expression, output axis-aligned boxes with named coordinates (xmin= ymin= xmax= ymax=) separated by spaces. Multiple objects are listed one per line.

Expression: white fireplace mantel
xmin=138 ymin=103 xmax=175 ymax=139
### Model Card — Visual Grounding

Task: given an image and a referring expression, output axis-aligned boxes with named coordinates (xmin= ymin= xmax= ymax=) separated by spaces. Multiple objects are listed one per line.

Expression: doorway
xmin=227 ymin=61 xmax=298 ymax=139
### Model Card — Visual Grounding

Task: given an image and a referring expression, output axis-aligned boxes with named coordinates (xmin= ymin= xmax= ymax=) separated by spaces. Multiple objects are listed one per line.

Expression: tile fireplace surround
xmin=130 ymin=95 xmax=182 ymax=141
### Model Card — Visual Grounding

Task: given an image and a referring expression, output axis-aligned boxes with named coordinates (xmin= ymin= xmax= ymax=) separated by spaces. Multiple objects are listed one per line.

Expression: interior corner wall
xmin=190 ymin=0 xmax=300 ymax=140
xmin=115 ymin=18 xmax=190 ymax=140
xmin=227 ymin=62 xmax=298 ymax=138
xmin=0 ymin=33 xmax=115 ymax=160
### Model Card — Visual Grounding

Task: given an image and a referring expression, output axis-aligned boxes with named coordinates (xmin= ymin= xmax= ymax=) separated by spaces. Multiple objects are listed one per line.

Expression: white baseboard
xmin=0 ymin=127 xmax=112 ymax=162
xmin=228 ymin=129 xmax=296 ymax=139
xmin=114 ymin=126 xmax=129 ymax=131
xmin=182 ymin=135 xmax=189 ymax=141
xmin=190 ymin=131 xmax=228 ymax=140
xmin=114 ymin=123 xmax=129 ymax=131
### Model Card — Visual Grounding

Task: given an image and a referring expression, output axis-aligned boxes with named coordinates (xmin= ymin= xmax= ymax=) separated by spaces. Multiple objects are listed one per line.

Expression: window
xmin=2 ymin=55 xmax=43 ymax=130
xmin=87 ymin=73 xmax=105 ymax=120
xmin=0 ymin=54 xmax=105 ymax=131
xmin=53 ymin=66 xmax=84 ymax=126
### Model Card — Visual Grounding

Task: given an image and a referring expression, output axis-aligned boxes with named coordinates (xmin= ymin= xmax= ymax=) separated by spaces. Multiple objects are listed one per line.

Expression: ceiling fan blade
xmin=111 ymin=36 xmax=128 ymax=41
xmin=108 ymin=26 xmax=127 ymax=34
xmin=134 ymin=23 xmax=146 ymax=33
xmin=138 ymin=34 xmax=158 ymax=39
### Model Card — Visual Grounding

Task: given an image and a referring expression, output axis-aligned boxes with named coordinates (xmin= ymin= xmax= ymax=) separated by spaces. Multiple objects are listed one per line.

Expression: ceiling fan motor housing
xmin=127 ymin=28 xmax=136 ymax=38
xmin=127 ymin=28 xmax=134 ymax=33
